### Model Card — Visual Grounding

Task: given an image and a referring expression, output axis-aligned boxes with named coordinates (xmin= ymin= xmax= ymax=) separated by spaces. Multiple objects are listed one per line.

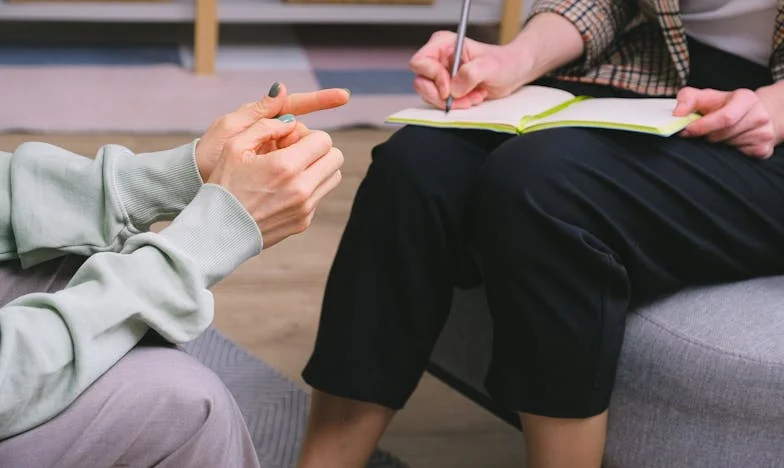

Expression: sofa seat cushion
xmin=605 ymin=276 xmax=784 ymax=467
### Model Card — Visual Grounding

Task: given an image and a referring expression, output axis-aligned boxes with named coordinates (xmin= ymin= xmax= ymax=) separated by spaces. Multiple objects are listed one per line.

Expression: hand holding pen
xmin=408 ymin=5 xmax=526 ymax=111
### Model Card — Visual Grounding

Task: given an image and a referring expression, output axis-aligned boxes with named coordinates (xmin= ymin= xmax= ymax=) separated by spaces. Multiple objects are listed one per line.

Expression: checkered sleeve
xmin=528 ymin=0 xmax=638 ymax=71
xmin=772 ymin=12 xmax=784 ymax=82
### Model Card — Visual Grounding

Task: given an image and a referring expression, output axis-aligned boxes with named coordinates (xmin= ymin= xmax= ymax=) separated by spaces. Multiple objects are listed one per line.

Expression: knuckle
xmin=734 ymin=88 xmax=757 ymax=102
xmin=270 ymin=156 xmax=295 ymax=176
xmin=718 ymin=112 xmax=737 ymax=127
xmin=217 ymin=115 xmax=236 ymax=132
xmin=251 ymin=101 xmax=272 ymax=118
xmin=295 ymin=216 xmax=311 ymax=233
xmin=290 ymin=181 xmax=311 ymax=204
xmin=751 ymin=109 xmax=770 ymax=127
xmin=311 ymin=130 xmax=333 ymax=150
xmin=332 ymin=148 xmax=345 ymax=166
xmin=464 ymin=65 xmax=480 ymax=81
xmin=301 ymin=199 xmax=317 ymax=216
xmin=431 ymin=30 xmax=452 ymax=41
xmin=759 ymin=126 xmax=775 ymax=142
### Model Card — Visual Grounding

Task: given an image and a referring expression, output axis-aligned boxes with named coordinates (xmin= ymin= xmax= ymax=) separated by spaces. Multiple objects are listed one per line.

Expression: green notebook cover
xmin=387 ymin=85 xmax=699 ymax=137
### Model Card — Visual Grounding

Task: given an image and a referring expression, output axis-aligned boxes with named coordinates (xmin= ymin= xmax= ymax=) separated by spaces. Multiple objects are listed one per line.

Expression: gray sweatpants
xmin=0 ymin=256 xmax=261 ymax=468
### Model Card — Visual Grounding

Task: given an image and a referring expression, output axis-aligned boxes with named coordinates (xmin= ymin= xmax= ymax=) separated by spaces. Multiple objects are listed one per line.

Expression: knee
xmin=477 ymin=129 xmax=595 ymax=220
xmin=474 ymin=129 xmax=614 ymax=260
xmin=369 ymin=126 xmax=458 ymax=196
xmin=120 ymin=348 xmax=242 ymax=438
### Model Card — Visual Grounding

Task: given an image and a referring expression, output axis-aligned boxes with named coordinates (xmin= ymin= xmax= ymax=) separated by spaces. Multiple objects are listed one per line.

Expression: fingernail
xmin=277 ymin=113 xmax=295 ymax=123
xmin=268 ymin=82 xmax=281 ymax=97
xmin=343 ymin=88 xmax=351 ymax=96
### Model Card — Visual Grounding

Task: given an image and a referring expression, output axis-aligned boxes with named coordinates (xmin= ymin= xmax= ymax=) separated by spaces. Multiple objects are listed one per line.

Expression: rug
xmin=183 ymin=327 xmax=409 ymax=468
xmin=0 ymin=24 xmax=460 ymax=134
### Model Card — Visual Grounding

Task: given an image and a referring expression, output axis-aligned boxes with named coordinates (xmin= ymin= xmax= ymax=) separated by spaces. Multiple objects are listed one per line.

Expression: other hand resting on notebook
xmin=674 ymin=85 xmax=784 ymax=159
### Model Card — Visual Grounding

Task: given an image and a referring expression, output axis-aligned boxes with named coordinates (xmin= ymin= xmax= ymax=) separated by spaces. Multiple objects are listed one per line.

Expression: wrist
xmin=114 ymin=140 xmax=204 ymax=230
xmin=159 ymin=184 xmax=261 ymax=288
xmin=501 ymin=39 xmax=537 ymax=88
xmin=756 ymin=82 xmax=784 ymax=145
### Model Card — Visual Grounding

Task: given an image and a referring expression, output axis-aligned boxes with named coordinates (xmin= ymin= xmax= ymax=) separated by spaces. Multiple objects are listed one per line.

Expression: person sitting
xmin=297 ymin=2 xmax=784 ymax=467
xmin=0 ymin=83 xmax=348 ymax=467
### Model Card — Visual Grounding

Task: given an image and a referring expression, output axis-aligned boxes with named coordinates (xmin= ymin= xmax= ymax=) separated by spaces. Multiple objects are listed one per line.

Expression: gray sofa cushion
xmin=606 ymin=277 xmax=784 ymax=468
xmin=429 ymin=277 xmax=784 ymax=467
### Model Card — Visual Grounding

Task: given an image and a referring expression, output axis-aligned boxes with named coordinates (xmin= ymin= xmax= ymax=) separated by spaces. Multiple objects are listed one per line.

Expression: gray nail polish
xmin=268 ymin=82 xmax=281 ymax=97
xmin=277 ymin=114 xmax=295 ymax=123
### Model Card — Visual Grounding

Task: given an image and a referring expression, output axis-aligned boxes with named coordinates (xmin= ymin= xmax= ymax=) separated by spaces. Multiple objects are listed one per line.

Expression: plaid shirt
xmin=529 ymin=0 xmax=784 ymax=96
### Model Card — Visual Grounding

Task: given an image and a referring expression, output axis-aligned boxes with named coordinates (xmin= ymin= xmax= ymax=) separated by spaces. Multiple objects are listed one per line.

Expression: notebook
xmin=386 ymin=85 xmax=700 ymax=136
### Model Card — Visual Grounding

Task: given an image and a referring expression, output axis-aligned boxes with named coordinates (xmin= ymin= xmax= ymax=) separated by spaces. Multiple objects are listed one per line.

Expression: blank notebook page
xmin=530 ymin=98 xmax=682 ymax=129
xmin=389 ymin=86 xmax=575 ymax=127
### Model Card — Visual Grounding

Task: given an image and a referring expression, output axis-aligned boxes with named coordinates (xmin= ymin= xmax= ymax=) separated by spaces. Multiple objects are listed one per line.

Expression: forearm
xmin=0 ymin=184 xmax=261 ymax=439
xmin=505 ymin=12 xmax=585 ymax=83
xmin=0 ymin=141 xmax=202 ymax=267
xmin=516 ymin=0 xmax=639 ymax=78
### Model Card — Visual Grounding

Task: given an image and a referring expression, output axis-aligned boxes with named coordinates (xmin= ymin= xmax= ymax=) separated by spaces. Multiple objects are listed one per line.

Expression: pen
xmin=445 ymin=0 xmax=473 ymax=113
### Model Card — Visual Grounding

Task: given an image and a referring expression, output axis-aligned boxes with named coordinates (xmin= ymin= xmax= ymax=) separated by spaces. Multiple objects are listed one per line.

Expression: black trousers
xmin=302 ymin=39 xmax=783 ymax=417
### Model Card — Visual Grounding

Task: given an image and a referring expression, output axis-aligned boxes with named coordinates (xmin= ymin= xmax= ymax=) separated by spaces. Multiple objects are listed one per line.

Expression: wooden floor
xmin=0 ymin=130 xmax=524 ymax=467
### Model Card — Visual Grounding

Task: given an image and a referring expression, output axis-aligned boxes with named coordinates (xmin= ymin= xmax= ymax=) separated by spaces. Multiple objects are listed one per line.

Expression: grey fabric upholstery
xmin=429 ymin=278 xmax=784 ymax=467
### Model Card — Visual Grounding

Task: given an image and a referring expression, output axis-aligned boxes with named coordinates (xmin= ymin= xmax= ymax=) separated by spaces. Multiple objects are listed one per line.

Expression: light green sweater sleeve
xmin=0 ymin=143 xmax=263 ymax=439
xmin=0 ymin=140 xmax=203 ymax=266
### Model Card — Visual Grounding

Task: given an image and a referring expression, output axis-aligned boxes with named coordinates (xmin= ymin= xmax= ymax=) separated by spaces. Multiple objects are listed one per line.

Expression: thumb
xmin=674 ymin=87 xmax=727 ymax=116
xmin=230 ymin=115 xmax=298 ymax=155
xmin=450 ymin=57 xmax=491 ymax=99
xmin=241 ymin=82 xmax=289 ymax=121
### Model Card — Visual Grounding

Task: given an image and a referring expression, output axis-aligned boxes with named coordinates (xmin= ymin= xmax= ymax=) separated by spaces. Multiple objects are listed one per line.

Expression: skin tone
xmin=675 ymin=84 xmax=784 ymax=158
xmin=194 ymin=83 xmax=351 ymax=248
xmin=298 ymin=11 xmax=784 ymax=468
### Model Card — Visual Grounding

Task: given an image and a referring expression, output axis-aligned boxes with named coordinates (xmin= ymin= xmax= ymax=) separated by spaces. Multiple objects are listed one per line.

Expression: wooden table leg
xmin=499 ymin=0 xmax=523 ymax=45
xmin=194 ymin=0 xmax=218 ymax=75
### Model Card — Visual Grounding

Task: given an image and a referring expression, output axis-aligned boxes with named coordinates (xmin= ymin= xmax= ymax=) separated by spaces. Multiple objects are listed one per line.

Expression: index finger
xmin=675 ymin=88 xmax=728 ymax=116
xmin=269 ymin=130 xmax=333 ymax=171
xmin=279 ymin=89 xmax=351 ymax=117
xmin=410 ymin=57 xmax=451 ymax=100
xmin=684 ymin=90 xmax=756 ymax=137
xmin=410 ymin=30 xmax=456 ymax=63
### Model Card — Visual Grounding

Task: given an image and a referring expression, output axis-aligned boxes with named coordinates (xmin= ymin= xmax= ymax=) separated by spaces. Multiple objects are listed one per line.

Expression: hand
xmin=196 ymin=82 xmax=350 ymax=180
xmin=674 ymin=87 xmax=780 ymax=159
xmin=409 ymin=31 xmax=531 ymax=110
xmin=207 ymin=117 xmax=343 ymax=249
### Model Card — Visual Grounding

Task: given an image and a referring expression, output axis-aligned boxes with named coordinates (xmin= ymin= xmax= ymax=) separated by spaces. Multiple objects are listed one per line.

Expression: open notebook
xmin=387 ymin=85 xmax=700 ymax=136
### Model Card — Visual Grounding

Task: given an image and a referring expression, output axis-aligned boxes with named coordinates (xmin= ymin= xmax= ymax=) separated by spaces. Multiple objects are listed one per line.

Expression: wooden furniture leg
xmin=194 ymin=0 xmax=218 ymax=75
xmin=499 ymin=0 xmax=523 ymax=45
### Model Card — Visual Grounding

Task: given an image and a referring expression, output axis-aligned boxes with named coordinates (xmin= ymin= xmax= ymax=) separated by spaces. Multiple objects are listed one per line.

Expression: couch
xmin=428 ymin=279 xmax=784 ymax=467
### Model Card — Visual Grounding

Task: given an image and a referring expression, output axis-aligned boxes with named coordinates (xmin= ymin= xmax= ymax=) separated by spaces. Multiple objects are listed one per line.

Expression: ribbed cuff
xmin=114 ymin=140 xmax=203 ymax=230
xmin=160 ymin=184 xmax=261 ymax=287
